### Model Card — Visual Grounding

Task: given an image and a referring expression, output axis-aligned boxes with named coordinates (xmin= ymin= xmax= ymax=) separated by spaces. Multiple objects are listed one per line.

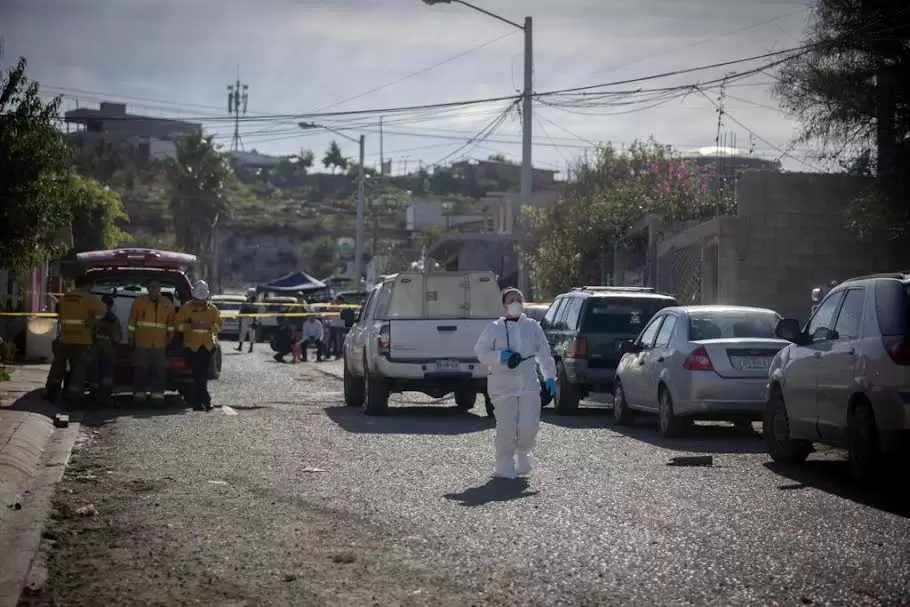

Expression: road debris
xmin=666 ymin=455 xmax=714 ymax=467
xmin=75 ymin=504 xmax=98 ymax=517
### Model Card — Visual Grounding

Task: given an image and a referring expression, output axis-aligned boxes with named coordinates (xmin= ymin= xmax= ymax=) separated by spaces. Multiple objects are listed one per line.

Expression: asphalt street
xmin=18 ymin=341 xmax=910 ymax=606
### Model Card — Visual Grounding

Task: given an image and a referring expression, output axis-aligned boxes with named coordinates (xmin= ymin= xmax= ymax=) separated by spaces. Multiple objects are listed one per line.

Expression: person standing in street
xmin=299 ymin=315 xmax=325 ymax=362
xmin=174 ymin=280 xmax=223 ymax=411
xmin=45 ymin=275 xmax=107 ymax=403
xmin=127 ymin=280 xmax=175 ymax=404
xmin=326 ymin=296 xmax=347 ymax=359
xmin=236 ymin=294 xmax=258 ymax=353
xmin=90 ymin=294 xmax=122 ymax=405
xmin=474 ymin=288 xmax=557 ymax=479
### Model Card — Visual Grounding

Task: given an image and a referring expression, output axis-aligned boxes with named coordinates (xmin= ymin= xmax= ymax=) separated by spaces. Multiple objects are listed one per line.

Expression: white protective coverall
xmin=474 ymin=314 xmax=557 ymax=476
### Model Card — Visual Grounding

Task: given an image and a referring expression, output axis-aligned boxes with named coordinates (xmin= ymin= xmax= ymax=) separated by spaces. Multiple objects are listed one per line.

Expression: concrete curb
xmin=0 ymin=364 xmax=75 ymax=606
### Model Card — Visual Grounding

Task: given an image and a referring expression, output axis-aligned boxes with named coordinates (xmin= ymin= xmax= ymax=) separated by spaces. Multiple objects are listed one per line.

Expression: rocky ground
xmin=16 ymin=342 xmax=910 ymax=606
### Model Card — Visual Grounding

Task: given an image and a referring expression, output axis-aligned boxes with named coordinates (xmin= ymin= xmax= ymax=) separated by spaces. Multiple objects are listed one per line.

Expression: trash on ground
xmin=75 ymin=504 xmax=98 ymax=516
xmin=75 ymin=474 xmax=98 ymax=482
xmin=301 ymin=467 xmax=326 ymax=473
xmin=207 ymin=480 xmax=228 ymax=485
xmin=666 ymin=455 xmax=714 ymax=467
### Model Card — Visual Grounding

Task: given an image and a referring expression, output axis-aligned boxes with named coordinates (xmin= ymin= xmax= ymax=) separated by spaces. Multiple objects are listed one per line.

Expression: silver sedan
xmin=613 ymin=305 xmax=790 ymax=436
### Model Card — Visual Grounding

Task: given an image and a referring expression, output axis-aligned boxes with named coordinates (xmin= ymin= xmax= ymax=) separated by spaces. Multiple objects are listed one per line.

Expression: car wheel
xmin=763 ymin=389 xmax=812 ymax=464
xmin=553 ymin=363 xmax=580 ymax=415
xmin=208 ymin=346 xmax=222 ymax=380
xmin=848 ymin=402 xmax=880 ymax=483
xmin=362 ymin=362 xmax=389 ymax=416
xmin=454 ymin=389 xmax=477 ymax=411
xmin=613 ymin=380 xmax=635 ymax=426
xmin=343 ymin=357 xmax=365 ymax=407
xmin=657 ymin=387 xmax=689 ymax=437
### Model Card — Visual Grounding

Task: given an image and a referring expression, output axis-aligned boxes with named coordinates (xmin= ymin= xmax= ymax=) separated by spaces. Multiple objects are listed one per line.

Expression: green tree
xmin=165 ymin=131 xmax=234 ymax=254
xmin=68 ymin=176 xmax=130 ymax=251
xmin=0 ymin=57 xmax=76 ymax=273
xmin=300 ymin=235 xmax=336 ymax=277
xmin=322 ymin=140 xmax=347 ymax=174
xmin=774 ymin=0 xmax=910 ymax=245
xmin=296 ymin=149 xmax=314 ymax=173
xmin=524 ymin=139 xmax=729 ymax=297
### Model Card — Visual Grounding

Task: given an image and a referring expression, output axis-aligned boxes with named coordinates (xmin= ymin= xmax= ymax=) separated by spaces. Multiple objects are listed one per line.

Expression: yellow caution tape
xmin=0 ymin=312 xmax=60 ymax=318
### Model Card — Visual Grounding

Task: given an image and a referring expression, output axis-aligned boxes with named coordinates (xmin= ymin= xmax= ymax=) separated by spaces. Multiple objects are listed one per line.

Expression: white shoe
xmin=493 ymin=458 xmax=517 ymax=479
xmin=516 ymin=454 xmax=533 ymax=476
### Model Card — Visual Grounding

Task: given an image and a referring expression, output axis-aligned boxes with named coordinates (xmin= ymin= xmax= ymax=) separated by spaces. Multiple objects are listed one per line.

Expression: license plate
xmin=434 ymin=359 xmax=460 ymax=371
xmin=732 ymin=356 xmax=771 ymax=371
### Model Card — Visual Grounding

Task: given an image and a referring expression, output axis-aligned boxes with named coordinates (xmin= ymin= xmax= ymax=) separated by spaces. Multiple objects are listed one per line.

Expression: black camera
xmin=506 ymin=351 xmax=523 ymax=369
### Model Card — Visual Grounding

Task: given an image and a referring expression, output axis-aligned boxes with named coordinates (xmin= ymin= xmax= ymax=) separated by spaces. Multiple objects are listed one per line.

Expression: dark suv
xmin=541 ymin=286 xmax=678 ymax=414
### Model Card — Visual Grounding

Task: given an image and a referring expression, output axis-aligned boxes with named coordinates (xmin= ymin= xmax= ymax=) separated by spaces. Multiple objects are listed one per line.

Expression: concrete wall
xmin=733 ymin=171 xmax=889 ymax=321
xmin=652 ymin=171 xmax=894 ymax=323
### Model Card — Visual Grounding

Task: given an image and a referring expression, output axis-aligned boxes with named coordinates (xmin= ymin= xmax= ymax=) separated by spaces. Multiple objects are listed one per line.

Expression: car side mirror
xmin=810 ymin=287 xmax=823 ymax=303
xmin=775 ymin=318 xmax=803 ymax=342
xmin=619 ymin=340 xmax=638 ymax=355
xmin=353 ymin=311 xmax=361 ymax=323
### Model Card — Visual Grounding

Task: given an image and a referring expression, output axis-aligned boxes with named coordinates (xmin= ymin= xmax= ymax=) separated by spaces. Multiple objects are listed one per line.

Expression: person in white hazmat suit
xmin=474 ymin=288 xmax=557 ymax=479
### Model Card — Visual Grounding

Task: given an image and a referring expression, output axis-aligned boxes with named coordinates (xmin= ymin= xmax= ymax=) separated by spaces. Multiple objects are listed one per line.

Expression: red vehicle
xmin=68 ymin=248 xmax=223 ymax=399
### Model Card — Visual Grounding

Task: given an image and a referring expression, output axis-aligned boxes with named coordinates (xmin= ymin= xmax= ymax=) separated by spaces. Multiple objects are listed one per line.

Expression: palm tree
xmin=165 ymin=131 xmax=232 ymax=256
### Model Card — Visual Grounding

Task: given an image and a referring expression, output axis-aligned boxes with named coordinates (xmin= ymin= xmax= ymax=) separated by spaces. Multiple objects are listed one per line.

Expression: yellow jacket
xmin=174 ymin=300 xmax=223 ymax=352
xmin=128 ymin=295 xmax=176 ymax=348
xmin=57 ymin=289 xmax=107 ymax=346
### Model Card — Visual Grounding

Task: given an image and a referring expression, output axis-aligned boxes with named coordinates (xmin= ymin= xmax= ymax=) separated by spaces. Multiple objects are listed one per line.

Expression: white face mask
xmin=506 ymin=301 xmax=523 ymax=318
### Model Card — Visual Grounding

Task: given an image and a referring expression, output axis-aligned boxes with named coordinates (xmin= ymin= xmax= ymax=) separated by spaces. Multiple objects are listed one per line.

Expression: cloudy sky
xmin=2 ymin=0 xmax=822 ymax=175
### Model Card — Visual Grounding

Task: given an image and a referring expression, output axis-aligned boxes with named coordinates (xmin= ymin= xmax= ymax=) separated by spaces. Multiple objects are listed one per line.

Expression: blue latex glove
xmin=499 ymin=349 xmax=514 ymax=363
xmin=545 ymin=378 xmax=557 ymax=397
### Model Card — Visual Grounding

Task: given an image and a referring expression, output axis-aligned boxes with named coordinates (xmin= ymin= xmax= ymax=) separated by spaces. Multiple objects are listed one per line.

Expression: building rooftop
xmin=63 ymin=101 xmax=201 ymax=130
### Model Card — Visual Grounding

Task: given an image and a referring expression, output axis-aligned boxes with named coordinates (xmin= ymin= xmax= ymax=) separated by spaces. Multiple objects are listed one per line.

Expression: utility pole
xmin=379 ymin=117 xmax=385 ymax=176
xmin=354 ymin=134 xmax=366 ymax=289
xmin=516 ymin=15 xmax=533 ymax=297
xmin=421 ymin=1 xmax=532 ymax=296
xmin=227 ymin=75 xmax=249 ymax=152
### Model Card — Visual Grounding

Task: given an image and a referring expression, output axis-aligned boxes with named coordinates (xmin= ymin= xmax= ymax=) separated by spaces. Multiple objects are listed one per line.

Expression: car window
xmin=833 ymin=288 xmax=865 ymax=340
xmin=544 ymin=298 xmax=565 ymax=327
xmin=360 ymin=289 xmax=379 ymax=322
xmin=654 ymin=315 xmax=677 ymax=348
xmin=687 ymin=309 xmax=781 ymax=340
xmin=563 ymin=297 xmax=584 ymax=331
xmin=580 ymin=297 xmax=674 ymax=334
xmin=554 ymin=297 xmax=575 ymax=330
xmin=637 ymin=315 xmax=664 ymax=349
xmin=806 ymin=290 xmax=846 ymax=342
xmin=874 ymin=279 xmax=910 ymax=337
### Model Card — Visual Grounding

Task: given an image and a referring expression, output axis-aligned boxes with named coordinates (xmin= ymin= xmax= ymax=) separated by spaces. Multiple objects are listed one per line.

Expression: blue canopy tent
xmin=255 ymin=271 xmax=328 ymax=295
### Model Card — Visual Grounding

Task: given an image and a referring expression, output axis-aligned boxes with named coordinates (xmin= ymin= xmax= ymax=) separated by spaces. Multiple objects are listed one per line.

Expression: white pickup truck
xmin=342 ymin=270 xmax=502 ymax=415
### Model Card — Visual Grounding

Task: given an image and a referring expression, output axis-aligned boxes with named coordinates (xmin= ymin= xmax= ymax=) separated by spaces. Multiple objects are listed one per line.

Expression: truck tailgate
xmin=389 ymin=319 xmax=492 ymax=360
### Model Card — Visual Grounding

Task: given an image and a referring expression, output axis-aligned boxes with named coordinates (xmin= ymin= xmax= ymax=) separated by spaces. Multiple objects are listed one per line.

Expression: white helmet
xmin=192 ymin=280 xmax=210 ymax=300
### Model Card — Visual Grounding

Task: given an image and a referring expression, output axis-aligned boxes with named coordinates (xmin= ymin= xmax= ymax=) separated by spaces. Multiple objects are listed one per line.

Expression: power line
xmin=44 ymin=43 xmax=815 ymax=126
xmin=426 ymin=101 xmax=518 ymax=167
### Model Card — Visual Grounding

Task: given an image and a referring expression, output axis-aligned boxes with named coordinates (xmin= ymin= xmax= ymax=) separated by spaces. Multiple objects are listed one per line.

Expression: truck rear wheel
xmin=363 ymin=367 xmax=389 ymax=416
xmin=343 ymin=358 xmax=365 ymax=407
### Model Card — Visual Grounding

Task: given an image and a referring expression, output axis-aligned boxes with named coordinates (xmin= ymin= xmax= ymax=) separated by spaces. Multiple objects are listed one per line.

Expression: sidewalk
xmin=0 ymin=363 xmax=69 ymax=607
xmin=0 ymin=364 xmax=56 ymax=513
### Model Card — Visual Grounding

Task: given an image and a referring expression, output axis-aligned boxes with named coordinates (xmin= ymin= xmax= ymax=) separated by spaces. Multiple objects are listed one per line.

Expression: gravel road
xmin=18 ymin=341 xmax=910 ymax=606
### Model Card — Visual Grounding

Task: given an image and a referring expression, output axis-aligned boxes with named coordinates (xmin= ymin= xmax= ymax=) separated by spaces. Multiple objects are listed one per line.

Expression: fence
xmin=655 ymin=218 xmax=727 ymax=305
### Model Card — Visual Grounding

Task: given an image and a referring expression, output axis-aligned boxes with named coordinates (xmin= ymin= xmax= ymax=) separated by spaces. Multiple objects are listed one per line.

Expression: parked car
xmin=70 ymin=248 xmax=223 ymax=400
xmin=343 ymin=270 xmax=501 ymax=415
xmin=211 ymin=294 xmax=246 ymax=339
xmin=541 ymin=286 xmax=678 ymax=414
xmin=765 ymin=272 xmax=910 ymax=482
xmin=613 ymin=305 xmax=787 ymax=436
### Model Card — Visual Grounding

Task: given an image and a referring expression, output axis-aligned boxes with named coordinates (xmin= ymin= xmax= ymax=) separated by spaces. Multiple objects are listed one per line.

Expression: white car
xmin=613 ymin=305 xmax=789 ymax=436
xmin=211 ymin=294 xmax=247 ymax=339
xmin=342 ymin=270 xmax=502 ymax=415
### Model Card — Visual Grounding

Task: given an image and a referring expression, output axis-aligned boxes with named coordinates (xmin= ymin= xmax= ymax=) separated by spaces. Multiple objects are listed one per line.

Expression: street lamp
xmin=300 ymin=121 xmax=366 ymax=289
xmin=422 ymin=0 xmax=532 ymax=296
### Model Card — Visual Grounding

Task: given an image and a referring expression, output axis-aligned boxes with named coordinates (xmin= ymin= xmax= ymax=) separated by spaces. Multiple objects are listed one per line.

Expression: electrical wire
xmin=426 ymin=100 xmax=518 ymax=167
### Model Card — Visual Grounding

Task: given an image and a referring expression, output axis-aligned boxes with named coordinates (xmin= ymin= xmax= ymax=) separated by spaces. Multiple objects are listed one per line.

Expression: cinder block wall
xmin=734 ymin=171 xmax=888 ymax=322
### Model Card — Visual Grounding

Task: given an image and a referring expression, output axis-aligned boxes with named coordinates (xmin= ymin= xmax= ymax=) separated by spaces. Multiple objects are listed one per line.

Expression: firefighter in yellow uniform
xmin=174 ymin=280 xmax=223 ymax=411
xmin=45 ymin=275 xmax=107 ymax=403
xmin=127 ymin=280 xmax=175 ymax=403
